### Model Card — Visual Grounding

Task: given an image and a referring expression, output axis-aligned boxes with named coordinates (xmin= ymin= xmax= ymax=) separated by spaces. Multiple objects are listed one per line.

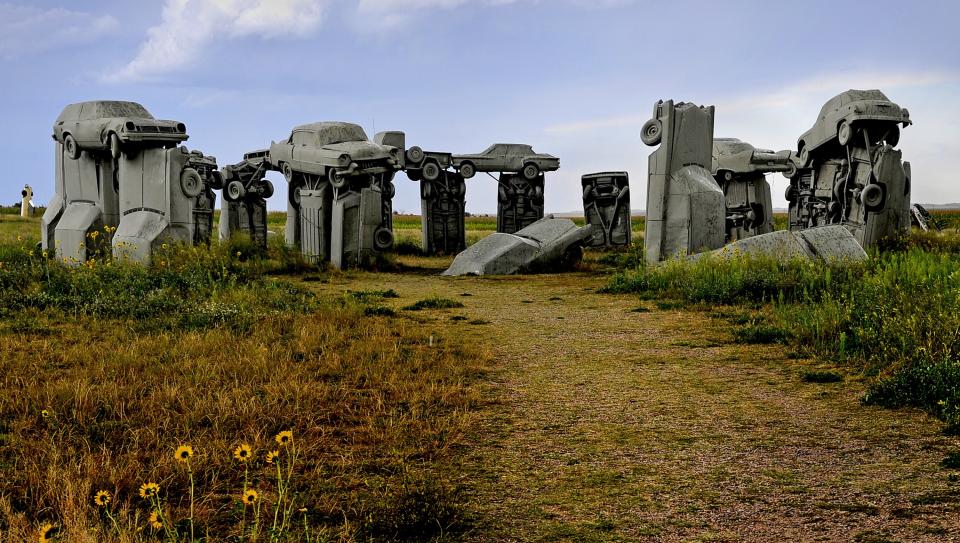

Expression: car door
xmin=76 ymin=103 xmax=101 ymax=146
xmin=58 ymin=104 xmax=82 ymax=144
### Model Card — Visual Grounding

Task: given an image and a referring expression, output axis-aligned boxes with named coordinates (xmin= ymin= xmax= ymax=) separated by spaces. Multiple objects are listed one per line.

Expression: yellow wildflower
xmin=148 ymin=511 xmax=162 ymax=530
xmin=94 ymin=490 xmax=111 ymax=507
xmin=139 ymin=482 xmax=160 ymax=499
xmin=37 ymin=522 xmax=56 ymax=542
xmin=242 ymin=489 xmax=258 ymax=506
xmin=275 ymin=430 xmax=293 ymax=447
xmin=174 ymin=444 xmax=194 ymax=464
xmin=233 ymin=443 xmax=253 ymax=462
xmin=266 ymin=450 xmax=280 ymax=464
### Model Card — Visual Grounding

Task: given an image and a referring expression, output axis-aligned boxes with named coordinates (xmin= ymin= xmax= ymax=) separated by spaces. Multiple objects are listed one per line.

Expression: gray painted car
xmin=268 ymin=122 xmax=400 ymax=189
xmin=796 ymin=89 xmax=911 ymax=166
xmin=711 ymin=138 xmax=796 ymax=181
xmin=451 ymin=143 xmax=559 ymax=180
xmin=52 ymin=101 xmax=188 ymax=160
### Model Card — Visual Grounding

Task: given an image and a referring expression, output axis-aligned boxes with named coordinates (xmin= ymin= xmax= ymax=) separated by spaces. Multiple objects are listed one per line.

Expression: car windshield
xmin=95 ymin=102 xmax=152 ymax=118
xmin=316 ymin=124 xmax=368 ymax=146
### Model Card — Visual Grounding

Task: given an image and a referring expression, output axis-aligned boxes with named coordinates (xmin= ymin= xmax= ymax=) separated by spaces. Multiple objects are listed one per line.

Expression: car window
xmin=92 ymin=102 xmax=153 ymax=119
xmin=316 ymin=125 xmax=368 ymax=146
xmin=57 ymin=104 xmax=82 ymax=122
xmin=292 ymin=131 xmax=313 ymax=146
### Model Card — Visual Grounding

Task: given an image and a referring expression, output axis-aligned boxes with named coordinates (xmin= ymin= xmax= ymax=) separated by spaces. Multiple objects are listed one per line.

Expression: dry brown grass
xmin=0 ymin=295 xmax=491 ymax=541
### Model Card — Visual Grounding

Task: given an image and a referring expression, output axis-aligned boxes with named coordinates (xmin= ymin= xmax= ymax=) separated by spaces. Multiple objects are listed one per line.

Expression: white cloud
xmin=0 ymin=4 xmax=118 ymax=61
xmin=103 ymin=0 xmax=328 ymax=83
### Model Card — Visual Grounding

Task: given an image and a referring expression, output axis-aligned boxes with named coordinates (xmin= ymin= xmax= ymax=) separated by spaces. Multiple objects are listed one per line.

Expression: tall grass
xmin=604 ymin=237 xmax=960 ymax=430
xmin=0 ymin=240 xmax=490 ymax=541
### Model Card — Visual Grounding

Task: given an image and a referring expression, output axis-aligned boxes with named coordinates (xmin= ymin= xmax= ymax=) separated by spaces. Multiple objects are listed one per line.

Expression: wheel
xmin=108 ymin=133 xmax=122 ymax=160
xmin=282 ymin=163 xmax=294 ymax=183
xmin=422 ymin=161 xmax=441 ymax=181
xmin=498 ymin=185 xmax=510 ymax=203
xmin=406 ymin=146 xmax=424 ymax=164
xmin=259 ymin=179 xmax=275 ymax=199
xmin=180 ymin=168 xmax=203 ymax=198
xmin=63 ymin=134 xmax=81 ymax=160
xmin=861 ymin=183 xmax=884 ymax=208
xmin=799 ymin=147 xmax=810 ymax=168
xmin=522 ymin=163 xmax=540 ymax=180
xmin=532 ymin=185 xmax=544 ymax=204
xmin=329 ymin=168 xmax=346 ymax=189
xmin=382 ymin=170 xmax=396 ymax=183
xmin=406 ymin=169 xmax=422 ymax=182
xmin=720 ymin=170 xmax=734 ymax=182
xmin=785 ymin=185 xmax=797 ymax=203
xmin=208 ymin=170 xmax=225 ymax=190
xmin=782 ymin=162 xmax=797 ymax=179
xmin=420 ymin=180 xmax=433 ymax=200
xmin=459 ymin=162 xmax=476 ymax=179
xmin=838 ymin=120 xmax=854 ymax=146
xmin=582 ymin=185 xmax=594 ymax=203
xmin=225 ymin=180 xmax=246 ymax=202
xmin=455 ymin=179 xmax=467 ymax=198
xmin=383 ymin=180 xmax=396 ymax=199
xmin=640 ymin=118 xmax=662 ymax=146
xmin=373 ymin=227 xmax=394 ymax=251
xmin=886 ymin=125 xmax=900 ymax=147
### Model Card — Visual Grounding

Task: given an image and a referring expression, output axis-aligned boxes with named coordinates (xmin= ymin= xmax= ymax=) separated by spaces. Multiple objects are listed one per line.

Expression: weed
xmin=403 ymin=297 xmax=465 ymax=311
xmin=802 ymin=370 xmax=844 ymax=383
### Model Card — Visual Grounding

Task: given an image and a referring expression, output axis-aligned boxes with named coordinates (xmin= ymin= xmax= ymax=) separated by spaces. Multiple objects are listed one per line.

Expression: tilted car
xmin=796 ymin=89 xmax=911 ymax=166
xmin=711 ymin=138 xmax=796 ymax=181
xmin=451 ymin=144 xmax=559 ymax=180
xmin=268 ymin=122 xmax=400 ymax=189
xmin=52 ymin=101 xmax=188 ymax=160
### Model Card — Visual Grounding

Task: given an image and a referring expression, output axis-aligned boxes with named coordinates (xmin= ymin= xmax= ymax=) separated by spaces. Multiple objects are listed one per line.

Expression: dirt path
xmin=308 ymin=266 xmax=960 ymax=542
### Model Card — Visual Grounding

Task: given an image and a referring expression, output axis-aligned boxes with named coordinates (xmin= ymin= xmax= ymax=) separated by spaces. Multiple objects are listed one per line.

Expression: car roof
xmin=57 ymin=100 xmax=152 ymax=120
xmin=293 ymin=121 xmax=364 ymax=133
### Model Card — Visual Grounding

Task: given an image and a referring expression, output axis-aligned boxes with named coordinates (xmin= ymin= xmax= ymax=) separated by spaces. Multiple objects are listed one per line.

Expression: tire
xmin=838 ymin=120 xmax=854 ymax=146
xmin=225 ymin=180 xmax=246 ymax=202
xmin=259 ymin=179 xmax=275 ymax=199
xmin=459 ymin=162 xmax=476 ymax=179
xmin=861 ymin=183 xmax=884 ymax=208
xmin=282 ymin=163 xmax=294 ymax=183
xmin=783 ymin=162 xmax=798 ymax=179
xmin=886 ymin=125 xmax=900 ymax=147
xmin=583 ymin=186 xmax=594 ymax=203
xmin=373 ymin=227 xmax=394 ymax=251
xmin=329 ymin=168 xmax=346 ymax=189
xmin=63 ymin=134 xmax=81 ymax=160
xmin=180 ymin=168 xmax=203 ymax=198
xmin=522 ymin=163 xmax=540 ymax=180
xmin=406 ymin=146 xmax=424 ymax=164
xmin=422 ymin=161 xmax=441 ymax=181
xmin=498 ymin=185 xmax=510 ymax=203
xmin=454 ymin=179 xmax=467 ymax=198
xmin=799 ymin=146 xmax=810 ymax=168
xmin=289 ymin=183 xmax=302 ymax=206
xmin=421 ymin=180 xmax=433 ymax=201
xmin=209 ymin=170 xmax=225 ymax=190
xmin=406 ymin=169 xmax=422 ymax=182
xmin=785 ymin=185 xmax=797 ymax=203
xmin=108 ymin=133 xmax=122 ymax=160
xmin=720 ymin=170 xmax=734 ymax=182
xmin=640 ymin=118 xmax=662 ymax=146
xmin=383 ymin=180 xmax=396 ymax=199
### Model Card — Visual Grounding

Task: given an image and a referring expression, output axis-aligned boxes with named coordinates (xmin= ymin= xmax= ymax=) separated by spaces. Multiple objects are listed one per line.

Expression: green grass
xmin=402 ymin=297 xmax=466 ymax=311
xmin=604 ymin=231 xmax=960 ymax=430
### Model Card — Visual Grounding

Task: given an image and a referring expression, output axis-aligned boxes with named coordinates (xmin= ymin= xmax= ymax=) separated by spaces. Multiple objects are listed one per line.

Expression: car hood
xmin=324 ymin=140 xmax=392 ymax=159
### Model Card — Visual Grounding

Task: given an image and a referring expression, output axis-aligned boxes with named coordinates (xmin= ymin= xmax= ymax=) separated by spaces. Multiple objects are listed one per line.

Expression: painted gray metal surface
xmin=420 ymin=171 xmax=467 ymax=255
xmin=690 ymin=225 xmax=868 ymax=263
xmin=497 ymin=173 xmax=545 ymax=234
xmin=443 ymin=217 xmax=593 ymax=276
xmin=451 ymin=144 xmax=558 ymax=180
xmin=53 ymin=101 xmax=187 ymax=159
xmin=582 ymin=172 xmax=631 ymax=248
xmin=711 ymin=139 xmax=791 ymax=241
xmin=643 ymin=100 xmax=725 ymax=264
xmin=330 ymin=187 xmax=386 ymax=270
xmin=298 ymin=187 xmax=332 ymax=264
xmin=218 ymin=152 xmax=274 ymax=247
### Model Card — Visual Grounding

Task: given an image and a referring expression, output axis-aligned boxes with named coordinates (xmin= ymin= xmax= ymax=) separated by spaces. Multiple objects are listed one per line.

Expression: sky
xmin=2 ymin=0 xmax=959 ymax=214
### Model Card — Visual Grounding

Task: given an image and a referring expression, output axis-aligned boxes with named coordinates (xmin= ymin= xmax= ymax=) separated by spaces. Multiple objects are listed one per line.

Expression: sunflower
xmin=139 ymin=482 xmax=160 ymax=499
xmin=275 ymin=430 xmax=294 ymax=447
xmin=37 ymin=522 xmax=56 ymax=542
xmin=242 ymin=489 xmax=259 ymax=506
xmin=94 ymin=490 xmax=111 ymax=507
xmin=174 ymin=444 xmax=194 ymax=464
xmin=233 ymin=443 xmax=253 ymax=462
xmin=148 ymin=511 xmax=163 ymax=530
xmin=266 ymin=450 xmax=280 ymax=464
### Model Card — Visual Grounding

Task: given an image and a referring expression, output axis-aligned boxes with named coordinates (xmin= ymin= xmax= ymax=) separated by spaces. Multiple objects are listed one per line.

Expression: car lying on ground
xmin=52 ymin=101 xmax=188 ymax=160
xmin=451 ymin=144 xmax=558 ymax=180
xmin=796 ymin=89 xmax=911 ymax=166
xmin=269 ymin=122 xmax=400 ymax=189
xmin=711 ymin=138 xmax=797 ymax=181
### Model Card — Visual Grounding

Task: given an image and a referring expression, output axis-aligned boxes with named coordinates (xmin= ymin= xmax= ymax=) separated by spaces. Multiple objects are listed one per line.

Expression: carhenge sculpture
xmin=642 ymin=100 xmax=726 ymax=265
xmin=219 ymin=150 xmax=275 ymax=248
xmin=581 ymin=172 xmax=631 ymax=248
xmin=43 ymin=101 xmax=218 ymax=265
xmin=787 ymin=89 xmax=912 ymax=247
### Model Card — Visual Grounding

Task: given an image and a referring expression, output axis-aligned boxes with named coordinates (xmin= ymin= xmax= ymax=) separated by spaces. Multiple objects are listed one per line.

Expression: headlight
xmin=125 ymin=121 xmax=136 ymax=131
xmin=389 ymin=148 xmax=401 ymax=160
xmin=338 ymin=154 xmax=351 ymax=167
xmin=176 ymin=123 xmax=186 ymax=133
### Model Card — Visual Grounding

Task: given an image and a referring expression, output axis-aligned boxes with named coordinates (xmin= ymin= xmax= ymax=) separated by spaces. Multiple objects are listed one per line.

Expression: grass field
xmin=1 ymin=212 xmax=959 ymax=541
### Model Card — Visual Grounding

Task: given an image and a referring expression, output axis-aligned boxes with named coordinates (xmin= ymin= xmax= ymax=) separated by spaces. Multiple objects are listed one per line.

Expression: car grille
xmin=136 ymin=125 xmax=179 ymax=134
xmin=355 ymin=159 xmax=389 ymax=170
